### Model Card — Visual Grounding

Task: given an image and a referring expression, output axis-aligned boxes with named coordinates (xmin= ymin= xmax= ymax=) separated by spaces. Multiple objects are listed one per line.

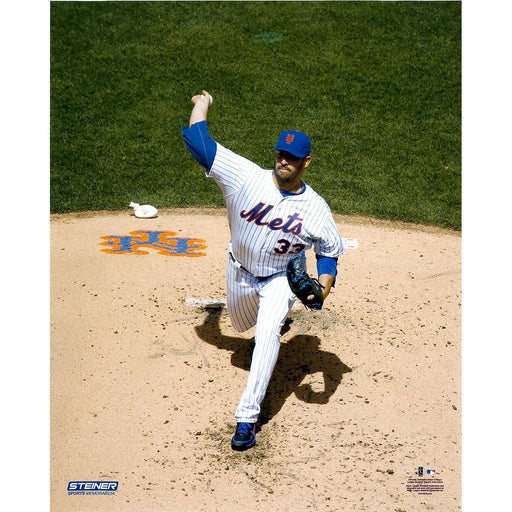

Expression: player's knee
xmin=230 ymin=316 xmax=254 ymax=333
xmin=255 ymin=327 xmax=282 ymax=347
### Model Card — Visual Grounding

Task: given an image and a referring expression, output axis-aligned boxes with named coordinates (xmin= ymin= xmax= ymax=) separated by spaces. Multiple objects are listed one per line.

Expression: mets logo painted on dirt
xmin=100 ymin=230 xmax=207 ymax=256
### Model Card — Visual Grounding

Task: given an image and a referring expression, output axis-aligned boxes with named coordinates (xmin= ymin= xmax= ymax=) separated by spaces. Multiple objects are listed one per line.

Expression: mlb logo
xmin=427 ymin=469 xmax=436 ymax=475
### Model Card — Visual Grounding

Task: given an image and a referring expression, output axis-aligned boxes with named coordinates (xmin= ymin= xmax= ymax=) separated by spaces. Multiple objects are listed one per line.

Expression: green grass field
xmin=50 ymin=1 xmax=461 ymax=229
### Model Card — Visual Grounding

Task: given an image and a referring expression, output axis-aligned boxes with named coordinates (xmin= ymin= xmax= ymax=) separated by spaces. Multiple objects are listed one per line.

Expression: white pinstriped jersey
xmin=207 ymin=143 xmax=345 ymax=277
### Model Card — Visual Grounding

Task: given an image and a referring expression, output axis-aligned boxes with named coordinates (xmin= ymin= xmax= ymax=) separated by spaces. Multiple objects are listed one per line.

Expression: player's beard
xmin=273 ymin=161 xmax=304 ymax=187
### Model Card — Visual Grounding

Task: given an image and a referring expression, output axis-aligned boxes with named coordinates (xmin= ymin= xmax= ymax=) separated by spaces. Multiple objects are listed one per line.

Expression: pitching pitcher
xmin=181 ymin=90 xmax=345 ymax=450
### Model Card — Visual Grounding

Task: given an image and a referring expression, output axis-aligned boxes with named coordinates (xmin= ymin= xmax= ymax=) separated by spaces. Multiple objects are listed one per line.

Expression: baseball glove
xmin=286 ymin=255 xmax=324 ymax=310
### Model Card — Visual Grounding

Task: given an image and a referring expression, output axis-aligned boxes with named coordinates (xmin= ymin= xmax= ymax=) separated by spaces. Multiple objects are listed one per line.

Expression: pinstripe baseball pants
xmin=226 ymin=257 xmax=297 ymax=423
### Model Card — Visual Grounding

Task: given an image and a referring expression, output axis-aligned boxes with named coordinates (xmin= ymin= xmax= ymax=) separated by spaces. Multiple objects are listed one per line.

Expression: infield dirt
xmin=50 ymin=208 xmax=461 ymax=512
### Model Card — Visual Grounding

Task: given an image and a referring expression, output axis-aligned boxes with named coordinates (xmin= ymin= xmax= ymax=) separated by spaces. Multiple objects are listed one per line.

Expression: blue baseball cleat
xmin=231 ymin=422 xmax=256 ymax=451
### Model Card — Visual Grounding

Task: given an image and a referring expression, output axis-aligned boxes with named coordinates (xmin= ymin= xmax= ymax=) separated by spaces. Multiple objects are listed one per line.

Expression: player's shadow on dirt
xmin=194 ymin=306 xmax=352 ymax=427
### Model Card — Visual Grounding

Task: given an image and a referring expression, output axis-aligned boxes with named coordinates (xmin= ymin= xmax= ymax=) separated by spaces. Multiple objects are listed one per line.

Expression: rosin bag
xmin=129 ymin=202 xmax=158 ymax=219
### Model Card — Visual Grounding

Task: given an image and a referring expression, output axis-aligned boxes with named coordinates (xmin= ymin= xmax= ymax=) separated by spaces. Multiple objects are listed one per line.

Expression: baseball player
xmin=182 ymin=90 xmax=345 ymax=451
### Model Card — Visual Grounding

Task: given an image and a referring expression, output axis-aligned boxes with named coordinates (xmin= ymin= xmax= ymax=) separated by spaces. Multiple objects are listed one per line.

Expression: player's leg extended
xmin=226 ymin=257 xmax=259 ymax=332
xmin=235 ymin=274 xmax=296 ymax=423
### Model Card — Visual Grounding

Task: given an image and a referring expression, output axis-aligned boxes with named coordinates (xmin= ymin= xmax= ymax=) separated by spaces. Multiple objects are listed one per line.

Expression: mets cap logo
xmin=272 ymin=130 xmax=311 ymax=158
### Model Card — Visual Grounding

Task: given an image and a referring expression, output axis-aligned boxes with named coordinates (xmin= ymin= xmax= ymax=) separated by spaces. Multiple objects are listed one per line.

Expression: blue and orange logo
xmin=100 ymin=230 xmax=207 ymax=256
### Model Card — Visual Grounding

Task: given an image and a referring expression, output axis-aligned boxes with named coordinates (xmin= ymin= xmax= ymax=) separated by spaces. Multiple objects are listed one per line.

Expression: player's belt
xmin=229 ymin=252 xmax=270 ymax=282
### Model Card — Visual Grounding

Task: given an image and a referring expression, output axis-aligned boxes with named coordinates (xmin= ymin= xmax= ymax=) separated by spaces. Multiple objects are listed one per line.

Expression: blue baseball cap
xmin=271 ymin=130 xmax=311 ymax=158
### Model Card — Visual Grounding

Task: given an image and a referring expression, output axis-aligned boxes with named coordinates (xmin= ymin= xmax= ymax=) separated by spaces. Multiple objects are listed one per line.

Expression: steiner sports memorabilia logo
xmin=100 ymin=230 xmax=207 ymax=256
xmin=68 ymin=481 xmax=118 ymax=495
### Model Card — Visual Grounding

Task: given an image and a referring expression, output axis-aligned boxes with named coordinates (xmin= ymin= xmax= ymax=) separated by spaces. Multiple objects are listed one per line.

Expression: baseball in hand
xmin=201 ymin=93 xmax=213 ymax=106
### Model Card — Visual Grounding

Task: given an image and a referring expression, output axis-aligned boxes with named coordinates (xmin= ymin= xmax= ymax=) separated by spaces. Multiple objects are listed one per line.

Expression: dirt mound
xmin=51 ymin=209 xmax=461 ymax=511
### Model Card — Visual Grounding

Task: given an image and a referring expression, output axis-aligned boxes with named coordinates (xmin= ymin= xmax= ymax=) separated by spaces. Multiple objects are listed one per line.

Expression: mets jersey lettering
xmin=240 ymin=202 xmax=303 ymax=235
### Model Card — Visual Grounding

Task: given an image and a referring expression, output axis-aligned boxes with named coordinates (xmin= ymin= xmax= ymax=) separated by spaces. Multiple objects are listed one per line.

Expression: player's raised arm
xmin=189 ymin=89 xmax=213 ymax=126
xmin=182 ymin=90 xmax=216 ymax=170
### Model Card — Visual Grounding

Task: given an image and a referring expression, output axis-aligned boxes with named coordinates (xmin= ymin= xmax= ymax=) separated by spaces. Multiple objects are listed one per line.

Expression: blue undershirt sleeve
xmin=181 ymin=120 xmax=217 ymax=170
xmin=316 ymin=255 xmax=338 ymax=285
